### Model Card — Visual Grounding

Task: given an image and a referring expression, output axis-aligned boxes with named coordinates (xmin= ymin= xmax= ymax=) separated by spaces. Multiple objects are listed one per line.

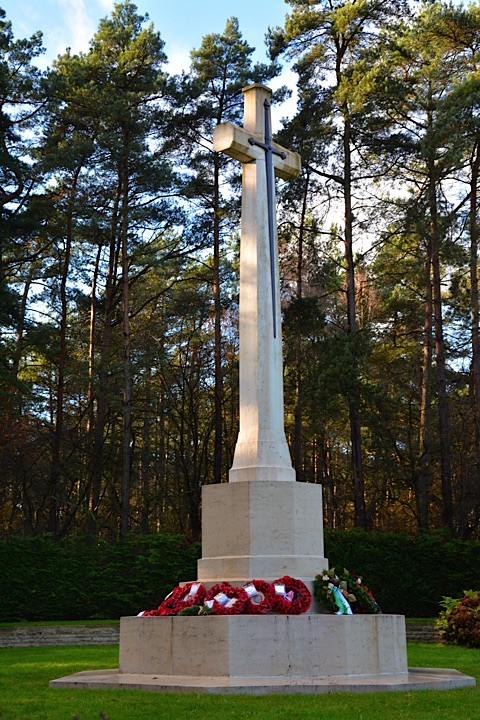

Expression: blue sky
xmin=2 ymin=0 xmax=297 ymax=127
xmin=2 ymin=0 xmax=290 ymax=71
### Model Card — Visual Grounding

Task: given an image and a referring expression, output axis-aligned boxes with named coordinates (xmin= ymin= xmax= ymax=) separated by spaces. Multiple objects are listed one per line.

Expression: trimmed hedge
xmin=324 ymin=530 xmax=480 ymax=617
xmin=0 ymin=534 xmax=200 ymax=622
xmin=0 ymin=530 xmax=478 ymax=621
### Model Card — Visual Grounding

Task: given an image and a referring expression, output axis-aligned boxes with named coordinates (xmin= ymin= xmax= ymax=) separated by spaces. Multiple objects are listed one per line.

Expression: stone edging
xmin=0 ymin=625 xmax=120 ymax=648
xmin=0 ymin=621 xmax=441 ymax=648
xmin=405 ymin=623 xmax=442 ymax=643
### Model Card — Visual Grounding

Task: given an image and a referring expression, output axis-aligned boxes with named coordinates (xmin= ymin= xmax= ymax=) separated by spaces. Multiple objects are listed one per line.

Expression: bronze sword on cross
xmin=247 ymin=98 xmax=286 ymax=338
xmin=213 ymin=84 xmax=300 ymax=338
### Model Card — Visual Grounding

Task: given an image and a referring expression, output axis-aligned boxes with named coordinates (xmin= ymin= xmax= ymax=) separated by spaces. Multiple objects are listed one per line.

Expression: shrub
xmin=323 ymin=529 xmax=480 ymax=616
xmin=436 ymin=591 xmax=480 ymax=648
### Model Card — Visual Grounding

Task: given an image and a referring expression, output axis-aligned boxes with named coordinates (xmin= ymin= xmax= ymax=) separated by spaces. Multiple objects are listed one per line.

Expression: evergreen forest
xmin=2 ymin=0 xmax=480 ymax=545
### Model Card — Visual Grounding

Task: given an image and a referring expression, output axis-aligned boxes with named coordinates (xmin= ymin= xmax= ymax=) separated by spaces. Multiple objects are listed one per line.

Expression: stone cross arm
xmin=213 ymin=121 xmax=301 ymax=181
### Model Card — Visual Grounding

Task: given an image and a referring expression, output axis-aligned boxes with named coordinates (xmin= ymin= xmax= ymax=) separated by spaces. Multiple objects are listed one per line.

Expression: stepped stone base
xmin=49 ymin=613 xmax=475 ymax=694
xmin=118 ymin=614 xmax=408 ymax=678
xmin=49 ymin=666 xmax=476 ymax=694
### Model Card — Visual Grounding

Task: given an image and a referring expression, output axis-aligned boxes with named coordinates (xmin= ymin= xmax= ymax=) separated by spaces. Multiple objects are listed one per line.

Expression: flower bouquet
xmin=314 ymin=568 xmax=381 ymax=615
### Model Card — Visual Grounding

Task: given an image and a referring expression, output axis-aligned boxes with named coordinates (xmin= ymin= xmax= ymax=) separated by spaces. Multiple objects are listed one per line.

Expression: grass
xmin=0 ymin=643 xmax=478 ymax=720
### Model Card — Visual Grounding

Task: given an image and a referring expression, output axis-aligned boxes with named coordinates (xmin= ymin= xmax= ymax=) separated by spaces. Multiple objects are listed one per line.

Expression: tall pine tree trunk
xmin=343 ymin=114 xmax=366 ymax=529
xmin=48 ymin=168 xmax=80 ymax=537
xmin=140 ymin=363 xmax=153 ymax=534
xmin=427 ymin=151 xmax=453 ymax=530
xmin=87 ymin=191 xmax=120 ymax=537
xmin=293 ymin=175 xmax=309 ymax=481
xmin=418 ymin=240 xmax=433 ymax=531
xmin=86 ymin=244 xmax=101 ymax=454
xmin=120 ymin=147 xmax=132 ymax=537
xmin=9 ymin=279 xmax=30 ymax=397
xmin=469 ymin=139 xmax=480 ymax=532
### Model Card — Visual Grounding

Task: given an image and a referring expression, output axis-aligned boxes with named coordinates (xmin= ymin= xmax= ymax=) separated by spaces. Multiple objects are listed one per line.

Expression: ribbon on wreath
xmin=330 ymin=584 xmax=353 ymax=615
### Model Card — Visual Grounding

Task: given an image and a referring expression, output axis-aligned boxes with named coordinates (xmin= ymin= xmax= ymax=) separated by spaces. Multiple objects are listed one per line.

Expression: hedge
xmin=0 ymin=530 xmax=478 ymax=621
xmin=0 ymin=534 xmax=200 ymax=622
xmin=324 ymin=530 xmax=480 ymax=617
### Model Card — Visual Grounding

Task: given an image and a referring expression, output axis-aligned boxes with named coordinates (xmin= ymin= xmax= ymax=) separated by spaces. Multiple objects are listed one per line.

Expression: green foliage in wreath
xmin=314 ymin=568 xmax=381 ymax=615
xmin=436 ymin=590 xmax=480 ymax=648
xmin=177 ymin=605 xmax=202 ymax=616
xmin=177 ymin=604 xmax=215 ymax=616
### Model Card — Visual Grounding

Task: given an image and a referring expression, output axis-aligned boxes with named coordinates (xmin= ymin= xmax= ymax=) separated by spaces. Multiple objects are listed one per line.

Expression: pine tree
xmin=269 ymin=0 xmax=411 ymax=528
xmin=368 ymin=1 xmax=480 ymax=530
xmin=0 ymin=8 xmax=45 ymax=394
xmin=39 ymin=1 xmax=178 ymax=537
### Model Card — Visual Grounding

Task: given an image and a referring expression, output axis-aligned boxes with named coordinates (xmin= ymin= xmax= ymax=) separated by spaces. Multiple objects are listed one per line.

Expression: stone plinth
xmin=47 ymin=613 xmax=473 ymax=694
xmin=198 ymin=480 xmax=327 ymax=582
xmin=49 ymin=611 xmax=476 ymax=694
xmin=119 ymin=614 xmax=407 ymax=679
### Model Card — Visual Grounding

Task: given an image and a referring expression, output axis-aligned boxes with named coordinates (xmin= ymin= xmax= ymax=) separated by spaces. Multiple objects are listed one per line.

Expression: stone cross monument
xmin=214 ymin=83 xmax=298 ymax=484
xmin=52 ymin=84 xmax=473 ymax=694
xmin=197 ymin=83 xmax=328 ymax=584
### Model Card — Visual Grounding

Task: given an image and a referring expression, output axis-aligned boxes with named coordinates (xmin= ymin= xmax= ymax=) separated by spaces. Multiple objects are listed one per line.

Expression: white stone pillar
xmin=197 ymin=85 xmax=328 ymax=584
xmin=229 ymin=84 xmax=295 ymax=483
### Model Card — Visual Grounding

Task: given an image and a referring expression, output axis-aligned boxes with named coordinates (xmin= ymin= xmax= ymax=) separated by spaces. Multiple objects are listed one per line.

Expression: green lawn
xmin=0 ymin=643 xmax=478 ymax=720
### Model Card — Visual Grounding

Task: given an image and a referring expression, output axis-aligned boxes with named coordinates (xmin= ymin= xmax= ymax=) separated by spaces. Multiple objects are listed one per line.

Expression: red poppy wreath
xmin=151 ymin=581 xmax=206 ymax=616
xmin=204 ymin=582 xmax=248 ymax=615
xmin=242 ymin=579 xmax=276 ymax=614
xmin=272 ymin=575 xmax=312 ymax=614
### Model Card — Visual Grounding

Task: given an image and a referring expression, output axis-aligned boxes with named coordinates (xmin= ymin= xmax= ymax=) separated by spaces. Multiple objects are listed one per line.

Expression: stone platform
xmin=49 ymin=614 xmax=476 ymax=694
xmin=49 ymin=667 xmax=475 ymax=694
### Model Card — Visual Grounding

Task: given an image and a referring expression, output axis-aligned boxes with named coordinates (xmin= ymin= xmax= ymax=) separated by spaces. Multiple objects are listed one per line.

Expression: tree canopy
xmin=1 ymin=0 xmax=480 ymax=541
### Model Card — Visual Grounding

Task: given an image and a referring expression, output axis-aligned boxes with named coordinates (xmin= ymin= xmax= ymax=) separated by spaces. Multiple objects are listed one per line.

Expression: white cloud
xmin=165 ymin=42 xmax=191 ymax=75
xmin=270 ymin=69 xmax=298 ymax=133
xmin=58 ymin=0 xmax=96 ymax=53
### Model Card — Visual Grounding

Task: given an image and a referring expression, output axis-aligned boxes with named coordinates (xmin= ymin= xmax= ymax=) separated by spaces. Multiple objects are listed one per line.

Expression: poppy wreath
xmin=272 ymin=575 xmax=312 ymax=615
xmin=204 ymin=582 xmax=249 ymax=615
xmin=154 ymin=581 xmax=206 ymax=616
xmin=140 ymin=597 xmax=173 ymax=616
xmin=242 ymin=579 xmax=276 ymax=615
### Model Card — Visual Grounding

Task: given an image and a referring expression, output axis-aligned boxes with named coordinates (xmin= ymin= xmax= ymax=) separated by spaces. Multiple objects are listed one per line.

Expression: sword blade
xmin=264 ymin=100 xmax=277 ymax=339
xmin=247 ymin=100 xmax=286 ymax=339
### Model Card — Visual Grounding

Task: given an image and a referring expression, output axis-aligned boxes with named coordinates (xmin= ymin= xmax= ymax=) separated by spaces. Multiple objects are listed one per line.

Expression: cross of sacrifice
xmin=213 ymin=84 xmax=301 ymax=483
